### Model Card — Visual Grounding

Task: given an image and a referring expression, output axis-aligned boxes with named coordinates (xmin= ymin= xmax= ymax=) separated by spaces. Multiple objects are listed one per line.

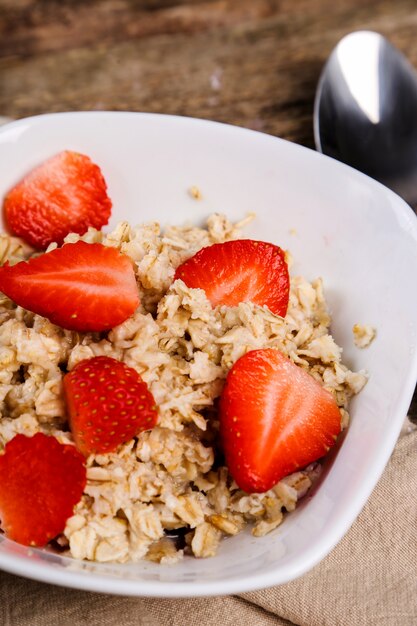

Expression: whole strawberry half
xmin=220 ymin=348 xmax=342 ymax=493
xmin=64 ymin=356 xmax=158 ymax=456
xmin=174 ymin=239 xmax=289 ymax=317
xmin=4 ymin=151 xmax=112 ymax=249
xmin=0 ymin=241 xmax=139 ymax=332
xmin=0 ymin=433 xmax=86 ymax=546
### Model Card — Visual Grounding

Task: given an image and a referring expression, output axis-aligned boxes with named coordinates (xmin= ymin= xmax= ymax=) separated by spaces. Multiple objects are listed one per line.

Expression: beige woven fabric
xmin=0 ymin=425 xmax=416 ymax=626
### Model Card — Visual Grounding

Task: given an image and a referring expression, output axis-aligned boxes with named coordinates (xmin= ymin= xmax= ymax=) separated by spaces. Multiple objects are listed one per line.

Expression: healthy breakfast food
xmin=175 ymin=239 xmax=290 ymax=316
xmin=4 ymin=151 xmax=112 ymax=249
xmin=0 ymin=241 xmax=139 ymax=332
xmin=0 ymin=433 xmax=86 ymax=546
xmin=64 ymin=356 xmax=158 ymax=456
xmin=0 ymin=153 xmax=368 ymax=563
xmin=220 ymin=348 xmax=342 ymax=494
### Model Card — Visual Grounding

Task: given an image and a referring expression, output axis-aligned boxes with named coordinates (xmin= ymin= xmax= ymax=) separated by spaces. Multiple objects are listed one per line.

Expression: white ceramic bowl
xmin=0 ymin=112 xmax=416 ymax=597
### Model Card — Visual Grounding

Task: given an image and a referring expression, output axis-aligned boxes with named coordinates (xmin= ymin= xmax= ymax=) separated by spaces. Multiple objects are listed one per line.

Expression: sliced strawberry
xmin=219 ymin=348 xmax=341 ymax=493
xmin=4 ymin=151 xmax=112 ymax=249
xmin=0 ymin=241 xmax=139 ymax=332
xmin=64 ymin=356 xmax=158 ymax=456
xmin=174 ymin=239 xmax=289 ymax=317
xmin=0 ymin=433 xmax=86 ymax=546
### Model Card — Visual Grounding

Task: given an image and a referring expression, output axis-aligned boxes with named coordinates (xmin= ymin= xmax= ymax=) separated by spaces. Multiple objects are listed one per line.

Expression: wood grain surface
xmin=0 ymin=0 xmax=416 ymax=418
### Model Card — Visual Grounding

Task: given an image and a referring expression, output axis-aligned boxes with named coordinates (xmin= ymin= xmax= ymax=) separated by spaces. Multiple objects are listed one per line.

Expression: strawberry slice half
xmin=0 ymin=433 xmax=86 ymax=546
xmin=220 ymin=348 xmax=342 ymax=493
xmin=0 ymin=241 xmax=139 ymax=332
xmin=174 ymin=239 xmax=289 ymax=317
xmin=64 ymin=356 xmax=158 ymax=456
xmin=4 ymin=151 xmax=112 ymax=249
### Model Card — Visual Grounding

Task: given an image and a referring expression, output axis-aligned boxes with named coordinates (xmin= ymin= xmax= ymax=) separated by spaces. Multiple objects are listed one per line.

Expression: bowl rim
xmin=0 ymin=110 xmax=416 ymax=597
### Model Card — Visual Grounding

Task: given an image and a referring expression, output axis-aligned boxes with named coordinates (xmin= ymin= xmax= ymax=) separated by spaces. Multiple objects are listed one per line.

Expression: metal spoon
xmin=314 ymin=30 xmax=417 ymax=206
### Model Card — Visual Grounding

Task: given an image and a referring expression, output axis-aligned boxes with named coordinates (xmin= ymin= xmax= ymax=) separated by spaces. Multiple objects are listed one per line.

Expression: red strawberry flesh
xmin=0 ymin=241 xmax=139 ymax=332
xmin=0 ymin=433 xmax=86 ymax=546
xmin=64 ymin=356 xmax=158 ymax=456
xmin=4 ymin=151 xmax=112 ymax=249
xmin=175 ymin=239 xmax=289 ymax=317
xmin=220 ymin=348 xmax=342 ymax=493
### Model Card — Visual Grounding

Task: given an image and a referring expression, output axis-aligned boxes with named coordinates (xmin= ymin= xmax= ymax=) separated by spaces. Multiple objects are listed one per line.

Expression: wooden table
xmin=0 ymin=0 xmax=416 ymax=418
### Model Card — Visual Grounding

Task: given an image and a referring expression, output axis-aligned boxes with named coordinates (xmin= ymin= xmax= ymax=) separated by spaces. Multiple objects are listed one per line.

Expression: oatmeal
xmin=353 ymin=323 xmax=376 ymax=348
xmin=0 ymin=214 xmax=367 ymax=563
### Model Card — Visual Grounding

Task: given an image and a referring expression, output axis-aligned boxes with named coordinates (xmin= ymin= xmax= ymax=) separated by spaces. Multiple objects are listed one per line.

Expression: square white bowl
xmin=0 ymin=112 xmax=416 ymax=597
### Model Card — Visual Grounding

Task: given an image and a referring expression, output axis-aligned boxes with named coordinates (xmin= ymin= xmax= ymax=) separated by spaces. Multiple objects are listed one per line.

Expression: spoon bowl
xmin=314 ymin=30 xmax=417 ymax=206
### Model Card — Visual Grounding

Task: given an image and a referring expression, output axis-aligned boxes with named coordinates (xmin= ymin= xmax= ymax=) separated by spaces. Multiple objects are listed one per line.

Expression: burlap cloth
xmin=0 ymin=422 xmax=415 ymax=626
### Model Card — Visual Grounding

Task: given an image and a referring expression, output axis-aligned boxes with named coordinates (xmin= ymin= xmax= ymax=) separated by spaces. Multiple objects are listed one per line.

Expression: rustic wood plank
xmin=2 ymin=0 xmax=417 ymax=148
xmin=0 ymin=0 xmax=283 ymax=58
xmin=1 ymin=0 xmax=417 ymax=144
